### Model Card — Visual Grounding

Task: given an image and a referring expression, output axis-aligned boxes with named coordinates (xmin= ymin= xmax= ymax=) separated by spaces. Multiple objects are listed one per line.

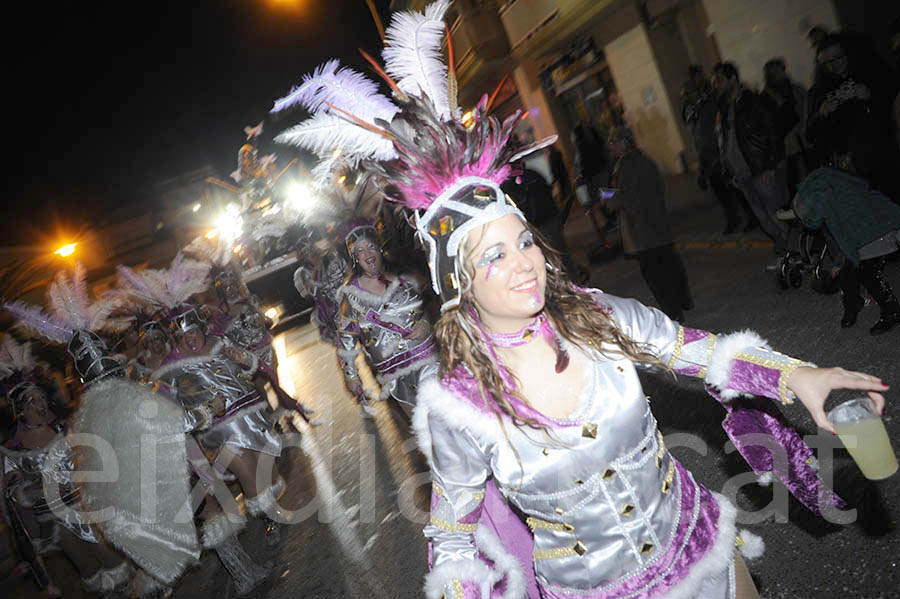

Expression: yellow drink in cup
xmin=828 ymin=398 xmax=898 ymax=481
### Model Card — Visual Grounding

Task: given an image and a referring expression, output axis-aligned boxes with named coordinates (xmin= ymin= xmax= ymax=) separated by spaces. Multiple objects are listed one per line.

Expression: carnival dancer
xmin=333 ymin=220 xmax=438 ymax=417
xmin=110 ymin=265 xmax=272 ymax=595
xmin=126 ymin=254 xmax=287 ymax=546
xmin=271 ymin=3 xmax=890 ymax=597
xmin=293 ymin=235 xmax=347 ymax=347
xmin=3 ymin=266 xmax=205 ymax=590
xmin=0 ymin=337 xmax=130 ymax=597
xmin=185 ymin=235 xmax=315 ymax=424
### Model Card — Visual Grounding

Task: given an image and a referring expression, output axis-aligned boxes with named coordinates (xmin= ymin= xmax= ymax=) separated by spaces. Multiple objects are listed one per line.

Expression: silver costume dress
xmin=336 ymin=275 xmax=438 ymax=404
xmin=413 ymin=293 xmax=818 ymax=599
xmin=1 ymin=431 xmax=98 ymax=550
xmin=152 ymin=339 xmax=282 ymax=457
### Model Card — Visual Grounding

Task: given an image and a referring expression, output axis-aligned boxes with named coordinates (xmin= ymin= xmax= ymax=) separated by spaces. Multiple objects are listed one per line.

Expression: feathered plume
xmin=160 ymin=252 xmax=211 ymax=310
xmin=48 ymin=264 xmax=91 ymax=330
xmin=184 ymin=235 xmax=233 ymax=269
xmin=3 ymin=301 xmax=74 ymax=344
xmin=0 ymin=336 xmax=36 ymax=380
xmin=382 ymin=0 xmax=452 ymax=119
xmin=271 ymin=60 xmax=400 ymax=185
xmin=271 ymin=1 xmax=556 ymax=210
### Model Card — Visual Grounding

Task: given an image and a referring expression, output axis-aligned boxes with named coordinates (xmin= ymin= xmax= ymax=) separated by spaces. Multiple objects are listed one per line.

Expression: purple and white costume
xmin=336 ymin=275 xmax=438 ymax=405
xmin=414 ymin=292 xmax=842 ymax=599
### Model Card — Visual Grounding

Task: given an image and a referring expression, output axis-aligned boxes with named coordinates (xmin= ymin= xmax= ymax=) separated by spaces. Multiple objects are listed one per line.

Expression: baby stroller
xmin=776 ymin=211 xmax=841 ymax=294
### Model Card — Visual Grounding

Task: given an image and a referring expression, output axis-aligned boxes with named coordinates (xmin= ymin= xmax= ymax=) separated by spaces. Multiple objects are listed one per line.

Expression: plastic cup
xmin=828 ymin=398 xmax=898 ymax=480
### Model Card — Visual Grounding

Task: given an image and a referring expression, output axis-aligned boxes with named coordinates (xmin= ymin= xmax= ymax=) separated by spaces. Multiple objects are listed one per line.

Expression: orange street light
xmin=54 ymin=243 xmax=77 ymax=257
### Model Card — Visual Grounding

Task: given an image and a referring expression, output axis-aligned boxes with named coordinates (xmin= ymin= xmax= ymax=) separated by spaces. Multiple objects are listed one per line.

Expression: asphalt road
xmin=4 ymin=178 xmax=899 ymax=598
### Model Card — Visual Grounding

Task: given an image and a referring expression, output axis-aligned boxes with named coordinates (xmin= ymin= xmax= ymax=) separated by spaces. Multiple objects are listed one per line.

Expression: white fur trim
xmin=736 ymin=529 xmax=765 ymax=561
xmin=337 ymin=277 xmax=403 ymax=308
xmin=704 ymin=330 xmax=770 ymax=400
xmin=423 ymin=527 xmax=527 ymax=599
xmin=83 ymin=561 xmax=132 ymax=593
xmin=412 ymin=374 xmax=508 ymax=471
xmin=150 ymin=339 xmax=226 ymax=380
xmin=245 ymin=478 xmax=286 ymax=517
xmin=756 ymin=471 xmax=776 ymax=486
xmin=201 ymin=513 xmax=248 ymax=548
xmin=664 ymin=492 xmax=738 ymax=599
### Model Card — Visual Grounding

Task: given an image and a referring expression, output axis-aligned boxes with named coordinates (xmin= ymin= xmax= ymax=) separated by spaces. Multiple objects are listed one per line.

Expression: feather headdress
xmin=0 ymin=336 xmax=36 ymax=381
xmin=271 ymin=0 xmax=555 ymax=309
xmin=3 ymin=265 xmax=126 ymax=384
xmin=4 ymin=264 xmax=120 ymax=343
xmin=116 ymin=252 xmax=210 ymax=314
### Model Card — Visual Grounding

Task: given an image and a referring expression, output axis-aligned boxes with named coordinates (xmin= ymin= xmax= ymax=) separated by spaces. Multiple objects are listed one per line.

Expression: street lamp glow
xmin=54 ymin=243 xmax=77 ymax=257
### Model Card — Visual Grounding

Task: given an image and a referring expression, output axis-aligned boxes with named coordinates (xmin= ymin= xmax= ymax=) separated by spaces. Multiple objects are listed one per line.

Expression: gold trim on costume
xmin=527 ymin=518 xmax=575 ymax=533
xmin=534 ymin=544 xmax=584 ymax=560
xmin=732 ymin=351 xmax=814 ymax=405
xmin=429 ymin=515 xmax=478 ymax=533
xmin=667 ymin=326 xmax=686 ymax=370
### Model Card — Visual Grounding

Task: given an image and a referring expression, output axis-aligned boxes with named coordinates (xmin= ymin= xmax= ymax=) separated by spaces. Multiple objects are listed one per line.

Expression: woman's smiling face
xmin=465 ymin=214 xmax=546 ymax=333
xmin=353 ymin=237 xmax=383 ymax=276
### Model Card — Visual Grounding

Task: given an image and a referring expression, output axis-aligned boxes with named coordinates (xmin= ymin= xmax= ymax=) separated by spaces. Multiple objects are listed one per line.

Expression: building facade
xmin=394 ymin=0 xmax=841 ymax=177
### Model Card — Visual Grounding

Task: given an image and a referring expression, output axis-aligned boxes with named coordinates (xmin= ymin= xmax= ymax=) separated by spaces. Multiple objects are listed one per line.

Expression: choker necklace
xmin=485 ymin=313 xmax=570 ymax=373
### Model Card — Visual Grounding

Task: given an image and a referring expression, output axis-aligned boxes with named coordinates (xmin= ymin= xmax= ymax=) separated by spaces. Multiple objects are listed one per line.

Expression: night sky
xmin=8 ymin=0 xmax=388 ymax=244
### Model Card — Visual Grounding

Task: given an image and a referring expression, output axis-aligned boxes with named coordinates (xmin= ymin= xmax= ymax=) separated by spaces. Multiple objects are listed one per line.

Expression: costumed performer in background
xmin=1 ymin=337 xmax=130 ymax=597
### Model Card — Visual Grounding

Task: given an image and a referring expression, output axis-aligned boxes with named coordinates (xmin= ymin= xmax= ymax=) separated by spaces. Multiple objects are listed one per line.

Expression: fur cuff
xmin=423 ymin=527 xmax=526 ymax=599
xmin=245 ymin=478 xmax=286 ymax=518
xmin=704 ymin=330 xmax=770 ymax=400
xmin=201 ymin=512 xmax=248 ymax=549
xmin=83 ymin=561 xmax=132 ymax=593
xmin=735 ymin=529 xmax=765 ymax=560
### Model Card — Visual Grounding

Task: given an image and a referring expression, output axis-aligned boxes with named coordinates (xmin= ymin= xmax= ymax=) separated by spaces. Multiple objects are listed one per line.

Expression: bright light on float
xmin=192 ymin=202 xmax=202 ymax=213
xmin=233 ymin=244 xmax=242 ymax=254
xmin=264 ymin=306 xmax=280 ymax=320
xmin=54 ymin=243 xmax=77 ymax=257
xmin=214 ymin=203 xmax=244 ymax=243
xmin=286 ymin=182 xmax=315 ymax=214
xmin=205 ymin=229 xmax=219 ymax=239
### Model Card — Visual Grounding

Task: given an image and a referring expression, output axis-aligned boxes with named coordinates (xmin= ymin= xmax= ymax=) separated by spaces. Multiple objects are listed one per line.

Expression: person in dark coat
xmin=602 ymin=127 xmax=693 ymax=322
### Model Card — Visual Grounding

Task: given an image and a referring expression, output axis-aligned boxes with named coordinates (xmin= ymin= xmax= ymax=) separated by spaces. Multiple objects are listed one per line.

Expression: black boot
xmin=838 ymin=262 xmax=863 ymax=328
xmin=858 ymin=258 xmax=900 ymax=335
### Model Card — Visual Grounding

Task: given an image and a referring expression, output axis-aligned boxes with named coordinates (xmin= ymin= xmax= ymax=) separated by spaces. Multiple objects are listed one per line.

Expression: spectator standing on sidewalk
xmin=603 ymin=126 xmax=694 ymax=322
xmin=712 ymin=62 xmax=790 ymax=258
xmin=681 ymin=64 xmax=756 ymax=234
xmin=571 ymin=121 xmax=611 ymax=235
xmin=763 ymin=58 xmax=809 ymax=197
xmin=808 ymin=34 xmax=900 ymax=202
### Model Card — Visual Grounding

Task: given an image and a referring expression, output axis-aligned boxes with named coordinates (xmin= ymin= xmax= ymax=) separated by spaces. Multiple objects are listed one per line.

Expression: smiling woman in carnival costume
xmin=332 ymin=219 xmax=438 ymax=417
xmin=271 ymin=2 xmax=891 ymax=598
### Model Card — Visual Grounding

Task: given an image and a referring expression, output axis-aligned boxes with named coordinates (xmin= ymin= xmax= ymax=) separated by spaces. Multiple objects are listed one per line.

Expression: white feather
xmin=273 ymin=59 xmax=399 ymax=123
xmin=382 ymin=0 xmax=452 ymax=119
xmin=275 ymin=113 xmax=397 ymax=169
